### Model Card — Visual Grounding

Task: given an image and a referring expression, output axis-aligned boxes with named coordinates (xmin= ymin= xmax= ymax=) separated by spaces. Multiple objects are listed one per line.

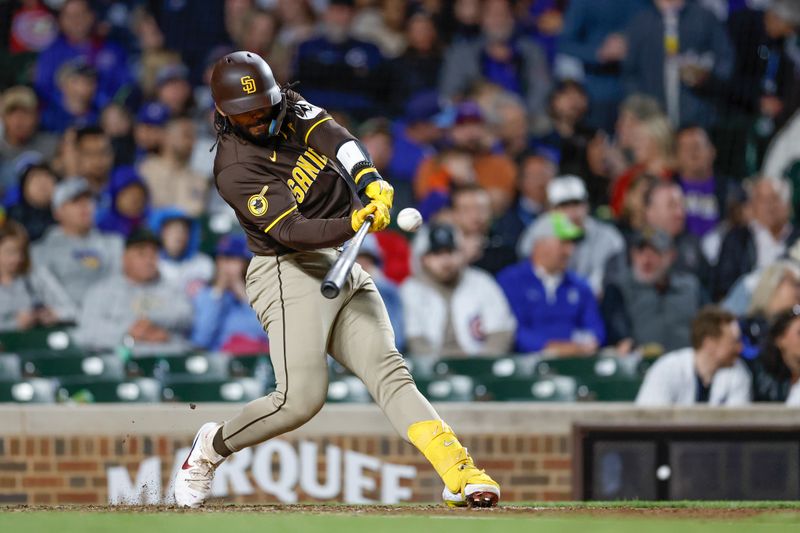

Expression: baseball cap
xmin=57 ymin=58 xmax=97 ymax=82
xmin=526 ymin=212 xmax=583 ymax=249
xmin=632 ymin=227 xmax=674 ymax=253
xmin=156 ymin=63 xmax=189 ymax=87
xmin=425 ymin=223 xmax=458 ymax=254
xmin=215 ymin=234 xmax=252 ymax=259
xmin=125 ymin=228 xmax=161 ymax=249
xmin=404 ymin=91 xmax=444 ymax=124
xmin=52 ymin=177 xmax=92 ymax=210
xmin=454 ymin=101 xmax=483 ymax=125
xmin=136 ymin=102 xmax=171 ymax=126
xmin=547 ymin=175 xmax=588 ymax=207
xmin=1 ymin=86 xmax=38 ymax=115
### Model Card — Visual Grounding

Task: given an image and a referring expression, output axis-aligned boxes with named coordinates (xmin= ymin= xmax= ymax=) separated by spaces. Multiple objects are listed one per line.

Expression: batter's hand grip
xmin=321 ymin=215 xmax=373 ymax=299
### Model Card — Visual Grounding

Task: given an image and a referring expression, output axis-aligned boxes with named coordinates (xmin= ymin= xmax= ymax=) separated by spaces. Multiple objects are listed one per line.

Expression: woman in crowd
xmin=610 ymin=114 xmax=676 ymax=217
xmin=0 ymin=220 xmax=75 ymax=331
xmin=4 ymin=163 xmax=58 ymax=241
xmin=751 ymin=306 xmax=800 ymax=405
xmin=727 ymin=261 xmax=800 ymax=358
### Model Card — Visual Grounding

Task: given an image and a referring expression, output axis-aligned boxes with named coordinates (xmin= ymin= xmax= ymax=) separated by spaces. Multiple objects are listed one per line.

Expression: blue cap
xmin=136 ymin=102 xmax=170 ymax=126
xmin=404 ymin=91 xmax=444 ymax=124
xmin=216 ymin=234 xmax=252 ymax=259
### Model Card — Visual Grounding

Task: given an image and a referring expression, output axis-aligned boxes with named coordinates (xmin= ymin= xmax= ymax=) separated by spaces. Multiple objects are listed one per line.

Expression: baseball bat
xmin=321 ymin=215 xmax=374 ymax=299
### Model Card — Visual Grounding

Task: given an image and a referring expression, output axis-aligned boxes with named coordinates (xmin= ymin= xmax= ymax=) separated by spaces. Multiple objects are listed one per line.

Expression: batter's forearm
xmin=273 ymin=212 xmax=356 ymax=251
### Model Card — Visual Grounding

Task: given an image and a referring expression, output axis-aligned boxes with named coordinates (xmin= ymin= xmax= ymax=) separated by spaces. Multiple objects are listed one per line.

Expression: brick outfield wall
xmin=0 ymin=432 xmax=572 ymax=505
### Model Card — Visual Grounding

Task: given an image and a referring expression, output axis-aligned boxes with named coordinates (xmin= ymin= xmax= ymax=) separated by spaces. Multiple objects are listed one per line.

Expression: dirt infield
xmin=3 ymin=503 xmax=799 ymax=520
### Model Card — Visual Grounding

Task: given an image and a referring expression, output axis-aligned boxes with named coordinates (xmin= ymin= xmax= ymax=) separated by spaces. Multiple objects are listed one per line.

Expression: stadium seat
xmin=327 ymin=376 xmax=371 ymax=403
xmin=414 ymin=375 xmax=475 ymax=402
xmin=534 ymin=355 xmax=642 ymax=380
xmin=127 ymin=352 xmax=229 ymax=379
xmin=576 ymin=377 xmax=643 ymax=402
xmin=404 ymin=356 xmax=437 ymax=379
xmin=433 ymin=356 xmax=535 ymax=379
xmin=0 ymin=327 xmax=82 ymax=357
xmin=22 ymin=353 xmax=125 ymax=379
xmin=0 ymin=378 xmax=56 ymax=403
xmin=475 ymin=376 xmax=578 ymax=402
xmin=56 ymin=377 xmax=161 ymax=403
xmin=228 ymin=353 xmax=272 ymax=379
xmin=0 ymin=355 xmax=21 ymax=380
xmin=162 ymin=376 xmax=266 ymax=402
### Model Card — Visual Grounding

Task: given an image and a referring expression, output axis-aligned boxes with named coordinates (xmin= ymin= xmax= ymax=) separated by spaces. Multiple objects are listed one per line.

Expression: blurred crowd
xmin=2 ymin=0 xmax=800 ymax=406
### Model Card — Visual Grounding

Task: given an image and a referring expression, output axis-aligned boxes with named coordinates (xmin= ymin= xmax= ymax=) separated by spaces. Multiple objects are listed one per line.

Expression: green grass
xmin=1 ymin=503 xmax=799 ymax=533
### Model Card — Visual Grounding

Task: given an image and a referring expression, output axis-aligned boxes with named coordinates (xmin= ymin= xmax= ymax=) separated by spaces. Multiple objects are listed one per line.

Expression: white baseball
xmin=397 ymin=207 xmax=423 ymax=232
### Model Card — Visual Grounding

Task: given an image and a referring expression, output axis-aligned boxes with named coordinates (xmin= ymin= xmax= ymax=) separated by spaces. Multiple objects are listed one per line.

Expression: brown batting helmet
xmin=210 ymin=51 xmax=282 ymax=116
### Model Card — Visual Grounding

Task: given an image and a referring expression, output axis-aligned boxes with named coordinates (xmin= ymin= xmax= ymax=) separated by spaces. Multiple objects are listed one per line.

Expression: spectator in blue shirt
xmin=40 ymin=59 xmax=100 ymax=133
xmin=440 ymin=0 xmax=552 ymax=128
xmin=624 ymin=0 xmax=734 ymax=128
xmin=355 ymin=234 xmax=405 ymax=352
xmin=34 ymin=0 xmax=133 ymax=112
xmin=497 ymin=211 xmax=606 ymax=355
xmin=557 ymin=0 xmax=647 ymax=130
xmin=388 ymin=92 xmax=443 ymax=185
xmin=133 ymin=102 xmax=170 ymax=162
xmin=192 ymin=235 xmax=267 ymax=354
xmin=294 ymin=0 xmax=387 ymax=120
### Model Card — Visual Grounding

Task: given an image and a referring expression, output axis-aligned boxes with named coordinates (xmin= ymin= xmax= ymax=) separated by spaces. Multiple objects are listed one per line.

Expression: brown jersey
xmin=214 ymin=90 xmax=361 ymax=256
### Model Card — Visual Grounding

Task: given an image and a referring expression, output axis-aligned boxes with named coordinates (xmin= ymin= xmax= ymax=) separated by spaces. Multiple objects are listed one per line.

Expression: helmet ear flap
xmin=267 ymin=95 xmax=288 ymax=136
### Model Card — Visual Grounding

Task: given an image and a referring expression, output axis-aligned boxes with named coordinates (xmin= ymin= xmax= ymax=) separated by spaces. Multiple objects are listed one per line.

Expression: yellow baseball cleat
xmin=407 ymin=420 xmax=500 ymax=508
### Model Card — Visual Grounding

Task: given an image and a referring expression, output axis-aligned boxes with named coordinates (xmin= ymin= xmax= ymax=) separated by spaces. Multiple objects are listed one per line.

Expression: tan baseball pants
xmin=220 ymin=248 xmax=439 ymax=452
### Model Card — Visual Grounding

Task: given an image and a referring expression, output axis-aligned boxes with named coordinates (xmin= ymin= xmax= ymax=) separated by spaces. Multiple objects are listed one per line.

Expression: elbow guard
xmin=336 ymin=139 xmax=382 ymax=199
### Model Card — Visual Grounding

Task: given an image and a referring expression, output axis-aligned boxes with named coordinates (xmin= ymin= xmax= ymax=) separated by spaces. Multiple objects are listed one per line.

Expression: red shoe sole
xmin=466 ymin=491 xmax=499 ymax=508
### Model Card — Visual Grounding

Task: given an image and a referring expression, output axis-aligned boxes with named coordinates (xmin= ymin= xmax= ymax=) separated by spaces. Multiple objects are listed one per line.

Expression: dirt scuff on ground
xmin=2 ymin=504 xmax=798 ymax=520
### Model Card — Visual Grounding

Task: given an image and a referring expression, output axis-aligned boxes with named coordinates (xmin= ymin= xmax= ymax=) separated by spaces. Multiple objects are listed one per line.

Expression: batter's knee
xmin=275 ymin=385 xmax=327 ymax=428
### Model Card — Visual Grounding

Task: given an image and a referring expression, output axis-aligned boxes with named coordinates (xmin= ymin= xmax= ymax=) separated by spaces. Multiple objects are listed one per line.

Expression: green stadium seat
xmin=198 ymin=213 xmax=240 ymax=255
xmin=127 ymin=353 xmax=229 ymax=379
xmin=576 ymin=377 xmax=643 ymax=402
xmin=414 ymin=375 xmax=475 ymax=402
xmin=162 ymin=376 xmax=266 ymax=402
xmin=0 ymin=355 xmax=21 ymax=380
xmin=404 ymin=356 xmax=437 ymax=379
xmin=475 ymin=376 xmax=578 ymax=402
xmin=229 ymin=353 xmax=272 ymax=379
xmin=56 ymin=377 xmax=161 ymax=403
xmin=534 ymin=355 xmax=641 ymax=380
xmin=0 ymin=378 xmax=56 ymax=403
xmin=0 ymin=327 xmax=81 ymax=356
xmin=22 ymin=353 xmax=124 ymax=379
xmin=327 ymin=376 xmax=371 ymax=403
xmin=433 ymin=356 xmax=535 ymax=379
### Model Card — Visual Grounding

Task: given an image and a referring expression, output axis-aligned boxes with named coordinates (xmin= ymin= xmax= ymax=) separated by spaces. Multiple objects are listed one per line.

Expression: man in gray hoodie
xmin=32 ymin=178 xmax=123 ymax=309
xmin=75 ymin=229 xmax=193 ymax=353
xmin=519 ymin=176 xmax=626 ymax=296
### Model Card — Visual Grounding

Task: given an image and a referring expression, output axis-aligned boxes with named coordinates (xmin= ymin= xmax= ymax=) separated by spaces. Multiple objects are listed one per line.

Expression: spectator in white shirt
xmin=636 ymin=306 xmax=751 ymax=406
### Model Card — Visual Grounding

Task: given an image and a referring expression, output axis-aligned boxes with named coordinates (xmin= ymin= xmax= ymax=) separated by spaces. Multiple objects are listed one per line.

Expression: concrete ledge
xmin=1 ymin=403 xmax=799 ymax=436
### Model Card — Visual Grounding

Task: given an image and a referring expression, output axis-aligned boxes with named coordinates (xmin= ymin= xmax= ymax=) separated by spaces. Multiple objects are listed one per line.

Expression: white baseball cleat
xmin=174 ymin=422 xmax=225 ymax=508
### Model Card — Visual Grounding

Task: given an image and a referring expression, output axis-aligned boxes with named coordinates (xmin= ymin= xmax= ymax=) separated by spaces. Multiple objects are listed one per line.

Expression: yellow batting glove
xmin=351 ymin=203 xmax=376 ymax=233
xmin=364 ymin=180 xmax=394 ymax=211
xmin=369 ymin=200 xmax=390 ymax=232
xmin=350 ymin=202 xmax=390 ymax=233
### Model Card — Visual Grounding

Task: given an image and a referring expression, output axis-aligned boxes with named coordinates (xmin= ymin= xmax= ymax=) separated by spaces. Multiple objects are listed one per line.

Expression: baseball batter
xmin=173 ymin=52 xmax=500 ymax=508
